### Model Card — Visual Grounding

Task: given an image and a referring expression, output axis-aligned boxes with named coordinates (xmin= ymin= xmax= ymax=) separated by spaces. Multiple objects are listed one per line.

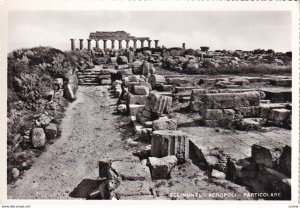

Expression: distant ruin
xmin=70 ymin=31 xmax=159 ymax=51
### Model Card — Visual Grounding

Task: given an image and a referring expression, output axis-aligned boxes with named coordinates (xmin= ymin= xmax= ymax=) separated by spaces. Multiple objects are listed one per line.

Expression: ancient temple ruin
xmin=70 ymin=31 xmax=159 ymax=51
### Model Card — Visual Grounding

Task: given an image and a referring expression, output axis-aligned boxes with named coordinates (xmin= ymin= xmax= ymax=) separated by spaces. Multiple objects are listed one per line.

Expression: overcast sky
xmin=8 ymin=11 xmax=291 ymax=52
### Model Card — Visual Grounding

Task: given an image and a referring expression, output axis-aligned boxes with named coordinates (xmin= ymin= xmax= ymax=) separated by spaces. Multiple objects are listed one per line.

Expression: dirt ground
xmin=7 ymin=86 xmax=138 ymax=199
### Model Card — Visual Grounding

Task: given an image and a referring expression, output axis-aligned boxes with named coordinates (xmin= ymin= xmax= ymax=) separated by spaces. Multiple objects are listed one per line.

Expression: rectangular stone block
xmin=149 ymin=74 xmax=166 ymax=88
xmin=142 ymin=109 xmax=152 ymax=119
xmin=148 ymin=93 xmax=172 ymax=116
xmin=128 ymin=93 xmax=147 ymax=105
xmin=98 ymin=74 xmax=111 ymax=79
xmin=129 ymin=104 xmax=145 ymax=116
xmin=101 ymin=78 xmax=111 ymax=85
xmin=202 ymin=91 xmax=260 ymax=109
xmin=269 ymin=109 xmax=291 ymax=122
xmin=251 ymin=142 xmax=284 ymax=168
xmin=148 ymin=156 xmax=177 ymax=179
xmin=263 ymin=88 xmax=292 ymax=103
xmin=151 ymin=130 xmax=189 ymax=163
xmin=235 ymin=106 xmax=260 ymax=118
xmin=133 ymin=85 xmax=150 ymax=95
xmin=203 ymin=109 xmax=235 ymax=120
xmin=152 ymin=116 xmax=177 ymax=131
xmin=279 ymin=145 xmax=291 ymax=177
xmin=190 ymin=101 xmax=204 ymax=112
xmin=270 ymin=78 xmax=292 ymax=87
xmin=157 ymin=84 xmax=174 ymax=92
xmin=190 ymin=89 xmax=207 ymax=101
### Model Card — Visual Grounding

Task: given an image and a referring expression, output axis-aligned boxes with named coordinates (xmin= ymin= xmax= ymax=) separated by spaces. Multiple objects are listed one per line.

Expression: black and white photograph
xmin=1 ymin=0 xmax=299 ymax=207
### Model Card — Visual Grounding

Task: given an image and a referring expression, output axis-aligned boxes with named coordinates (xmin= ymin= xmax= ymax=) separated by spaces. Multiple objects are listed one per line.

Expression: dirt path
xmin=8 ymin=86 xmax=136 ymax=199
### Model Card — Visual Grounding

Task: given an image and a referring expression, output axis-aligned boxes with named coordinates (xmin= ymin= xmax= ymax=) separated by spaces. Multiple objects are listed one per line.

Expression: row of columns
xmin=70 ymin=39 xmax=159 ymax=51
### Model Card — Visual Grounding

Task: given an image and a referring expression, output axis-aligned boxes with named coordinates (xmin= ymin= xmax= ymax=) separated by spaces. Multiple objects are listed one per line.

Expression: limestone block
xmin=148 ymin=93 xmax=172 ymax=116
xmin=279 ymin=145 xmax=291 ymax=177
xmin=98 ymin=74 xmax=111 ymax=80
xmin=269 ymin=109 xmax=291 ymax=122
xmin=129 ymin=104 xmax=145 ymax=116
xmin=110 ymin=161 xmax=151 ymax=181
xmin=190 ymin=89 xmax=207 ymax=101
xmin=149 ymin=74 xmax=166 ymax=88
xmin=151 ymin=130 xmax=189 ymax=162
xmin=45 ymin=123 xmax=58 ymax=139
xmin=64 ymin=84 xmax=76 ymax=100
xmin=148 ymin=156 xmax=178 ymax=179
xmin=235 ymin=106 xmax=260 ymax=118
xmin=101 ymin=78 xmax=111 ymax=85
xmin=238 ymin=118 xmax=263 ymax=131
xmin=203 ymin=109 xmax=235 ymax=120
xmin=142 ymin=109 xmax=152 ymax=119
xmin=152 ymin=116 xmax=177 ymax=131
xmin=190 ymin=101 xmax=203 ymax=112
xmin=252 ymin=142 xmax=284 ymax=168
xmin=230 ymin=78 xmax=250 ymax=86
xmin=202 ymin=91 xmax=260 ymax=109
xmin=31 ymin=128 xmax=46 ymax=148
xmin=128 ymin=93 xmax=147 ymax=105
xmin=111 ymin=181 xmax=153 ymax=199
xmin=133 ymin=85 xmax=150 ymax=95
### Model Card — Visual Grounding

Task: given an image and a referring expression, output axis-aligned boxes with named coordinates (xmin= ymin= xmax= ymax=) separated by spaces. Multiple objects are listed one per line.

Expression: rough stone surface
xmin=151 ymin=130 xmax=189 ymax=163
xmin=45 ymin=123 xmax=58 ymax=139
xmin=128 ymin=94 xmax=147 ymax=105
xmin=148 ymin=156 xmax=178 ymax=179
xmin=31 ymin=128 xmax=46 ymax=148
xmin=279 ymin=145 xmax=291 ymax=177
xmin=111 ymin=180 xmax=153 ymax=199
xmin=148 ymin=93 xmax=173 ymax=116
xmin=269 ymin=109 xmax=291 ymax=122
xmin=64 ymin=84 xmax=76 ymax=100
xmin=133 ymin=85 xmax=150 ymax=95
xmin=110 ymin=161 xmax=151 ymax=181
xmin=251 ymin=142 xmax=283 ymax=168
xmin=202 ymin=91 xmax=260 ymax=109
xmin=152 ymin=117 xmax=177 ymax=131
xmin=149 ymin=74 xmax=166 ymax=88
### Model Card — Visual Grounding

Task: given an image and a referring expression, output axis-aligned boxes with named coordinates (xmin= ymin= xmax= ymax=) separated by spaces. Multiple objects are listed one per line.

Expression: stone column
xmin=87 ymin=39 xmax=91 ymax=51
xmin=95 ymin=39 xmax=99 ymax=49
xmin=111 ymin=40 xmax=115 ymax=49
xmin=70 ymin=39 xmax=75 ymax=51
xmin=125 ymin=40 xmax=130 ymax=48
xmin=103 ymin=40 xmax=107 ymax=50
xmin=79 ymin=39 xmax=83 ymax=50
xmin=118 ymin=40 xmax=122 ymax=49
xmin=140 ymin=40 xmax=145 ymax=48
xmin=148 ymin=40 xmax=152 ymax=48
xmin=133 ymin=40 xmax=137 ymax=49
xmin=154 ymin=40 xmax=159 ymax=48
xmin=182 ymin=43 xmax=186 ymax=50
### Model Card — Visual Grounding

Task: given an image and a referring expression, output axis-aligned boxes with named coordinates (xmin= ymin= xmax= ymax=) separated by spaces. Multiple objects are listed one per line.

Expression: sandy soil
xmin=7 ymin=86 xmax=137 ymax=199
